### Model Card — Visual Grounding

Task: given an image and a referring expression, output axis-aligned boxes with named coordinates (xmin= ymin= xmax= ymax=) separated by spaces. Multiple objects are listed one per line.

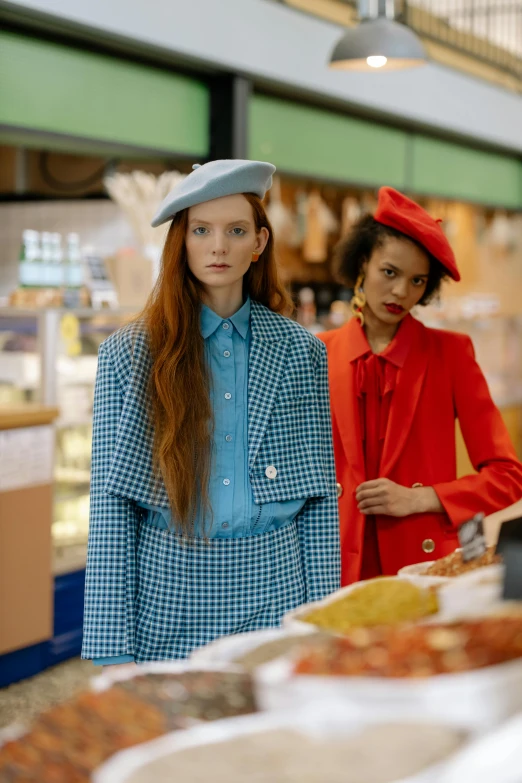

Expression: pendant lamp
xmin=329 ymin=0 xmax=428 ymax=71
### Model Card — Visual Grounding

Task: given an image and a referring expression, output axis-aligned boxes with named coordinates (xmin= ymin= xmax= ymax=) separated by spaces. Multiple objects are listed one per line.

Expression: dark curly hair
xmin=335 ymin=215 xmax=448 ymax=306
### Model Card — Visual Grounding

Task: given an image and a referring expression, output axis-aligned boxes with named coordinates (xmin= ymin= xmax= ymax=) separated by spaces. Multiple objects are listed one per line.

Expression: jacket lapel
xmin=380 ymin=316 xmax=429 ymax=477
xmin=248 ymin=301 xmax=290 ymax=471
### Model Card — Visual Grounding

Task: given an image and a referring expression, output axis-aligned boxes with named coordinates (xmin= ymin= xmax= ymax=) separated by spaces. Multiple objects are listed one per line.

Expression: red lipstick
xmin=385 ymin=303 xmax=404 ymax=315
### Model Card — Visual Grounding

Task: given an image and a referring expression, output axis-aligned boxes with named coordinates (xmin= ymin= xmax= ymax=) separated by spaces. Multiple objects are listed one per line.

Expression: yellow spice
xmin=303 ymin=579 xmax=439 ymax=634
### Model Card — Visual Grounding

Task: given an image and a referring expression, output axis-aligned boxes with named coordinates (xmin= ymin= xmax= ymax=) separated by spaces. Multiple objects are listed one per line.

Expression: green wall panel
xmin=410 ymin=136 xmax=521 ymax=208
xmin=249 ymin=95 xmax=407 ymax=189
xmin=249 ymin=95 xmax=521 ymax=209
xmin=0 ymin=31 xmax=209 ymax=156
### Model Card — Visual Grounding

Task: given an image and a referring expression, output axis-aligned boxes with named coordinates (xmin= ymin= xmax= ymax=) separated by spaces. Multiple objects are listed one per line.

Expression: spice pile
xmin=425 ymin=547 xmax=501 ymax=577
xmin=0 ymin=671 xmax=256 ymax=783
xmin=116 ymin=671 xmax=256 ymax=722
xmin=125 ymin=723 xmax=467 ymax=783
xmin=293 ymin=616 xmax=522 ymax=678
xmin=301 ymin=579 xmax=438 ymax=634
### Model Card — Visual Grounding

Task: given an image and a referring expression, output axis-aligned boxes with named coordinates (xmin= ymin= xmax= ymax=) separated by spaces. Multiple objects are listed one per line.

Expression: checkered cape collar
xmin=104 ymin=300 xmax=302 ymax=508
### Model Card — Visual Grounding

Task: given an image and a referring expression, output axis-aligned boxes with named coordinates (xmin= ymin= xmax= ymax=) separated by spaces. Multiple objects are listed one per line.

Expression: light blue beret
xmin=151 ymin=159 xmax=276 ymax=227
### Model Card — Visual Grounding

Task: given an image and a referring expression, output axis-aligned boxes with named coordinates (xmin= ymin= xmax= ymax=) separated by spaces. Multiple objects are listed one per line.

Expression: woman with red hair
xmin=320 ymin=187 xmax=522 ymax=586
xmin=82 ymin=160 xmax=340 ymax=666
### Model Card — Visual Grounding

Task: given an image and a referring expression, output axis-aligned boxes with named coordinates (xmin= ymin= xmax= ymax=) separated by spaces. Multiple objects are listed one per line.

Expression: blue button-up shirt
xmin=197 ymin=296 xmax=306 ymax=538
xmin=94 ymin=298 xmax=306 ymax=665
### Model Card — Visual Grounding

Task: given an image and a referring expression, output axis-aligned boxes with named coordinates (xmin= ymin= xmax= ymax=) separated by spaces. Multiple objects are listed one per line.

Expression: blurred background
xmin=0 ymin=0 xmax=521 ymax=694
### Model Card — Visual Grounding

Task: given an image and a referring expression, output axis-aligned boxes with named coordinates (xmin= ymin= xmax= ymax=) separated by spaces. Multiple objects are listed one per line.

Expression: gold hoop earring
xmin=350 ymin=273 xmax=366 ymax=326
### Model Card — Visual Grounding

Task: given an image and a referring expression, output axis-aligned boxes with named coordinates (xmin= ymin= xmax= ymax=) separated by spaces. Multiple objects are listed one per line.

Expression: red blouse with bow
xmin=355 ymin=320 xmax=410 ymax=578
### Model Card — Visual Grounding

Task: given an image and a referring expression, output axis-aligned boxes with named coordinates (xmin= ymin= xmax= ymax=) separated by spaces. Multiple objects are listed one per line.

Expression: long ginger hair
xmin=141 ymin=193 xmax=293 ymax=535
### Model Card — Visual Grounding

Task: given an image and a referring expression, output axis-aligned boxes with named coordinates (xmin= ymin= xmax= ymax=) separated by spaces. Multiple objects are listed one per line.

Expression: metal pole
xmin=14 ymin=148 xmax=28 ymax=195
xmin=360 ymin=0 xmax=395 ymax=20
xmin=209 ymin=75 xmax=251 ymax=160
xmin=359 ymin=0 xmax=378 ymax=20
xmin=383 ymin=0 xmax=396 ymax=19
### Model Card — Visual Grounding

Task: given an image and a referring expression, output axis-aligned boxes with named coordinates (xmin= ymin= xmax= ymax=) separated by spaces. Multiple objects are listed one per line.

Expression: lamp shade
xmin=330 ymin=17 xmax=428 ymax=71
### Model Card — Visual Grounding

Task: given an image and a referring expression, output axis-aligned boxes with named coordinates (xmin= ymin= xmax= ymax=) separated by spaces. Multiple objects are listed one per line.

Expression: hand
xmin=356 ymin=478 xmax=424 ymax=517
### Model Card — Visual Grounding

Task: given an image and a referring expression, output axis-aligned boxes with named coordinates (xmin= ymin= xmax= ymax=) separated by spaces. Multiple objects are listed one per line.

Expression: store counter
xmin=0 ymin=404 xmax=58 ymax=683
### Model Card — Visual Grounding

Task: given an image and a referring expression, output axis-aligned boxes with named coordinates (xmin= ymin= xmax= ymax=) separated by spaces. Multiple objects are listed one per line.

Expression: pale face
xmin=362 ymin=236 xmax=430 ymax=325
xmin=185 ymin=194 xmax=269 ymax=297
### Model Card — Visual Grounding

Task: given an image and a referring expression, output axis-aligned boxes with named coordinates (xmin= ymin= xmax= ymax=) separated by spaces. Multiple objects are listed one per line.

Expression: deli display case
xmin=0 ymin=307 xmax=136 ymax=575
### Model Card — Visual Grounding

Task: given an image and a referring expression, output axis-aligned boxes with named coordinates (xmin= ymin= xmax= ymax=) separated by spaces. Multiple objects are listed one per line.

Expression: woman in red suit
xmin=319 ymin=187 xmax=522 ymax=585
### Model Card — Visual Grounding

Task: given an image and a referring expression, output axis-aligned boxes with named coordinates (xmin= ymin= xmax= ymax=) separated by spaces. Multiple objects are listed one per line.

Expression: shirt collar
xmin=200 ymin=297 xmax=251 ymax=340
xmin=348 ymin=313 xmax=414 ymax=368
xmin=382 ymin=315 xmax=413 ymax=368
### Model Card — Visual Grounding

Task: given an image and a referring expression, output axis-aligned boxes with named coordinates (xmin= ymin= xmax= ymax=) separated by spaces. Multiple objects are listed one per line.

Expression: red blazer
xmin=319 ymin=316 xmax=522 ymax=585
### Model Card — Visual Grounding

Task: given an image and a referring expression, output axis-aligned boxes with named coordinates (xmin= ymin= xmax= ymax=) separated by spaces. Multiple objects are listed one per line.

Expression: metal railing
xmin=271 ymin=1 xmax=522 ymax=83
xmin=401 ymin=0 xmax=522 ymax=80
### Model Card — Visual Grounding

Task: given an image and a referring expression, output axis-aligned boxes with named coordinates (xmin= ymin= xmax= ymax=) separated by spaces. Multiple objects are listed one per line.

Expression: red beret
xmin=374 ymin=187 xmax=460 ymax=282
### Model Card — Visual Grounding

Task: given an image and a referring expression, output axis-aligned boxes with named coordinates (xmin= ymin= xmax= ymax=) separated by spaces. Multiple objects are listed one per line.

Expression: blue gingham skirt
xmin=134 ymin=518 xmax=306 ymax=662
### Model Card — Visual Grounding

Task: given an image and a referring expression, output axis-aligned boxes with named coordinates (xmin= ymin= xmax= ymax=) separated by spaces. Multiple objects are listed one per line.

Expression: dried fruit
xmin=425 ymin=547 xmax=501 ymax=577
xmin=294 ymin=616 xmax=522 ymax=678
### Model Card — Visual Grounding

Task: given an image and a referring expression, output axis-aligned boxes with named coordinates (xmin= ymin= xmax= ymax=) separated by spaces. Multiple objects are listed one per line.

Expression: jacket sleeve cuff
xmin=432 ymin=481 xmax=476 ymax=529
xmin=92 ymin=655 xmax=135 ymax=666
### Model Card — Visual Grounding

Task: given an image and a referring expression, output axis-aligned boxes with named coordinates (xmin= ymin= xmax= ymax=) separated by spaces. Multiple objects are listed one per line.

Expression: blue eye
xmin=193 ymin=227 xmax=208 ymax=235
xmin=231 ymin=227 xmax=246 ymax=236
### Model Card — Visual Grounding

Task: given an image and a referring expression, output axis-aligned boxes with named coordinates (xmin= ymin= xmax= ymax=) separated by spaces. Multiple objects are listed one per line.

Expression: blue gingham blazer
xmin=82 ymin=300 xmax=340 ymax=659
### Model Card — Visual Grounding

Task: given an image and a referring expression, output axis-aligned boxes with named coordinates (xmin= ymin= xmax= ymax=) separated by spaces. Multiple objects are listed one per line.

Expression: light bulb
xmin=366 ymin=55 xmax=388 ymax=68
